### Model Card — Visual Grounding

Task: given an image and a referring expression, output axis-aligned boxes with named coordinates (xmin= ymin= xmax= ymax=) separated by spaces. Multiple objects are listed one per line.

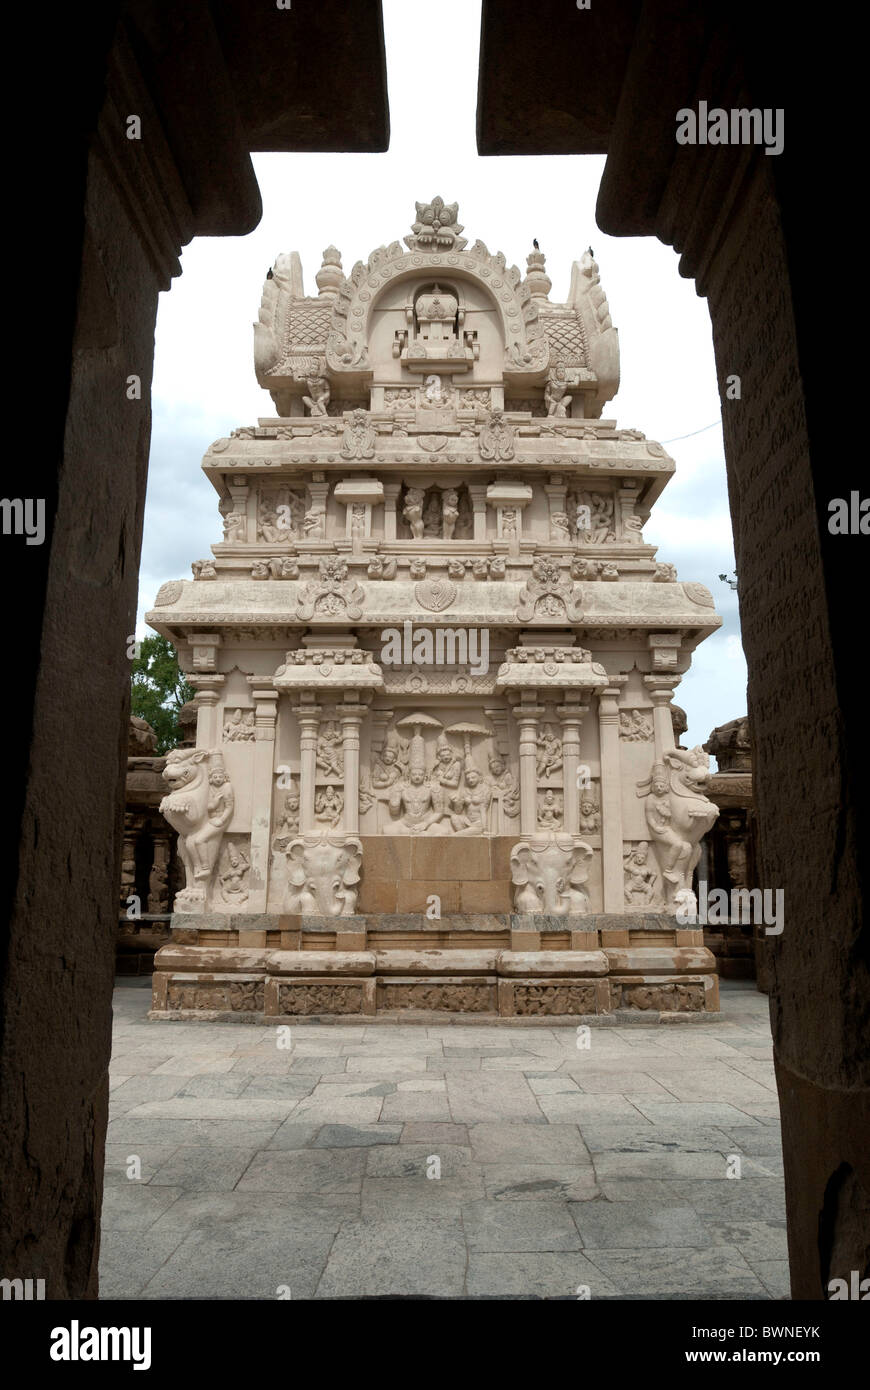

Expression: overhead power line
xmin=660 ymin=417 xmax=722 ymax=444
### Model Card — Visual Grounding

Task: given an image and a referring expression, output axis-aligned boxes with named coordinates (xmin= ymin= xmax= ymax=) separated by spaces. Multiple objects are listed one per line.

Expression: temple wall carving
xmin=146 ymin=197 xmax=722 ymax=1014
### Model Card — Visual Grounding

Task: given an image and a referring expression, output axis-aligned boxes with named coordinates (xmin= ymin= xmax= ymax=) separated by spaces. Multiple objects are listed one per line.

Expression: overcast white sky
xmin=140 ymin=0 xmax=744 ymax=749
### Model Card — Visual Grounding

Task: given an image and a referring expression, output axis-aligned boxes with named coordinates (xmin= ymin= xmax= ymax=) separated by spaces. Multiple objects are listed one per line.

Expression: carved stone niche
xmin=510 ymin=835 xmax=594 ymax=915
xmin=333 ymin=477 xmax=384 ymax=543
xmin=486 ymin=479 xmax=533 ymax=542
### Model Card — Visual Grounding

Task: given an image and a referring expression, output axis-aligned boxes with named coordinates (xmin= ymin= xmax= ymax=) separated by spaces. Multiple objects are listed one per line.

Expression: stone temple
xmin=146 ymin=197 xmax=722 ymax=1021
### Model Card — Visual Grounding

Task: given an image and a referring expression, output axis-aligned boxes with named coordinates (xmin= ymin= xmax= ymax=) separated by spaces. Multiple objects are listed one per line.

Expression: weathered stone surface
xmin=497 ymin=950 xmax=609 ymax=977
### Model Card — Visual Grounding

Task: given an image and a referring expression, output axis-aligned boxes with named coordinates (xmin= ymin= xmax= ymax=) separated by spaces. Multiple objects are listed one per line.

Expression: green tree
xmin=130 ymin=634 xmax=194 ymax=753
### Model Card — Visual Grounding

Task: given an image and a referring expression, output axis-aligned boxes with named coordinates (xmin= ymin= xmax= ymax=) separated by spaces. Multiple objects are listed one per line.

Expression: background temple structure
xmin=146 ymin=197 xmax=723 ymax=1020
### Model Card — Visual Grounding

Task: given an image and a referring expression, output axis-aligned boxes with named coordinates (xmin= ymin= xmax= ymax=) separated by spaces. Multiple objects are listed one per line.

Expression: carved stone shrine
xmin=147 ymin=198 xmax=722 ymax=1020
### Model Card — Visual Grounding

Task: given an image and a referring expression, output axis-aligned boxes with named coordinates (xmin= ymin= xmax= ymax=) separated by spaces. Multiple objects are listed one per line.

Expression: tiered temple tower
xmin=147 ymin=197 xmax=722 ymax=1020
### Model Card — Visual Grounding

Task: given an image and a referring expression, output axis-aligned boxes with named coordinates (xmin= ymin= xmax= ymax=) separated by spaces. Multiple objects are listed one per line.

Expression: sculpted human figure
xmin=220 ymin=841 xmax=250 ymax=902
xmin=574 ymin=490 xmax=615 ymax=543
xmin=544 ymin=368 xmax=571 ymax=417
xmin=448 ymin=764 xmax=492 ymax=835
xmin=539 ymin=788 xmax=562 ymax=828
xmin=442 ymin=489 xmax=459 ymax=540
xmin=302 ymin=375 xmax=330 ymax=416
xmin=423 ymin=490 xmax=443 ymax=536
xmin=430 ymin=732 xmax=462 ymax=791
xmin=623 ymin=841 xmax=658 ymax=905
xmin=272 ymin=787 xmax=300 ymax=853
xmin=387 ymin=766 xmax=448 ymax=834
xmin=488 ymin=754 xmax=519 ymax=820
xmin=578 ymin=792 xmax=601 ymax=834
xmin=454 ymin=490 xmax=474 ymax=539
xmin=371 ymin=736 xmax=406 ymax=789
xmin=258 ymin=504 xmax=287 ymax=544
xmin=223 ymin=708 xmax=244 ymax=741
xmin=206 ymin=768 xmax=234 ymax=833
xmin=316 ymin=720 xmax=344 ymax=778
xmin=315 ymin=784 xmax=343 ymax=828
xmin=536 ymin=723 xmax=563 ymax=779
xmin=403 ymin=487 xmax=425 ymax=540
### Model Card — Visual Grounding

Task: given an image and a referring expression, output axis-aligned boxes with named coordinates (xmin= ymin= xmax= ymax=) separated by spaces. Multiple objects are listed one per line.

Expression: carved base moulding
xmin=149 ymin=946 xmax=719 ymax=1019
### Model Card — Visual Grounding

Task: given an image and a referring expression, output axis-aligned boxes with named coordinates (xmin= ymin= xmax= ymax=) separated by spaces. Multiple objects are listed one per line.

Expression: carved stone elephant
xmin=510 ymin=835 xmax=593 ymax=915
xmin=283 ymin=834 xmax=363 ymax=916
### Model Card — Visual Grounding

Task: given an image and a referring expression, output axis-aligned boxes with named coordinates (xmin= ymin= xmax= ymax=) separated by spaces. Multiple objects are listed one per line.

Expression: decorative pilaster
xmin=617 ymin=482 xmax=642 ymax=541
xmin=186 ymin=674 xmax=225 ymax=747
xmin=383 ymin=483 xmax=401 ymax=541
xmin=598 ymin=682 xmax=627 ymax=912
xmin=247 ymin=681 xmax=279 ymax=911
xmin=512 ymin=694 xmax=544 ymax=836
xmin=544 ymin=475 xmax=569 ymax=539
xmin=294 ymin=697 xmax=322 ymax=833
xmin=228 ymin=476 xmax=250 ymax=542
xmin=644 ymin=674 xmax=682 ymax=762
xmin=558 ymin=697 xmax=590 ymax=836
xmin=468 ymin=484 xmax=489 ymax=541
xmin=339 ymin=695 xmax=371 ymax=834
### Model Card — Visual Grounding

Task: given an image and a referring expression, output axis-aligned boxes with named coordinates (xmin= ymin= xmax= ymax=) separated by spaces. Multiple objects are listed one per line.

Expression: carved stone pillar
xmin=617 ymin=481 xmax=642 ymax=541
xmin=339 ymin=695 xmax=371 ymax=835
xmin=468 ymin=484 xmax=489 ymax=541
xmin=295 ymin=697 xmax=322 ymax=833
xmin=147 ymin=833 xmax=171 ymax=913
xmin=187 ymin=674 xmax=225 ymax=748
xmin=247 ymin=681 xmax=279 ymax=911
xmin=228 ymin=476 xmax=250 ymax=542
xmin=383 ymin=482 xmax=401 ymax=541
xmin=544 ymin=475 xmax=569 ymax=540
xmin=644 ymin=674 xmax=682 ymax=762
xmin=598 ymin=683 xmax=627 ymax=912
xmin=512 ymin=694 xmax=544 ymax=836
xmin=558 ymin=697 xmax=590 ymax=836
xmin=307 ymin=473 xmax=329 ymax=539
xmin=120 ymin=816 xmax=137 ymax=907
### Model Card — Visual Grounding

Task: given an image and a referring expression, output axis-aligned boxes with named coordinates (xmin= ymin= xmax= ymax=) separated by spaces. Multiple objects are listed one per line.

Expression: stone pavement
xmin=100 ymin=980 xmax=788 ymax=1300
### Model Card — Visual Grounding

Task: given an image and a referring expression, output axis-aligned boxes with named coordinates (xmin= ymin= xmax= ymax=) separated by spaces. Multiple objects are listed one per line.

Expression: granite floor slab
xmin=100 ymin=979 xmax=788 ymax=1299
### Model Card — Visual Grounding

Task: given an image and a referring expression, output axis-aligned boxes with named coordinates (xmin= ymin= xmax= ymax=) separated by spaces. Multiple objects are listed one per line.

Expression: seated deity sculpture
xmin=448 ymin=765 xmax=492 ymax=835
xmin=539 ymin=788 xmax=562 ymax=828
xmin=387 ymin=766 xmax=450 ymax=834
xmin=315 ymin=784 xmax=343 ymax=828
